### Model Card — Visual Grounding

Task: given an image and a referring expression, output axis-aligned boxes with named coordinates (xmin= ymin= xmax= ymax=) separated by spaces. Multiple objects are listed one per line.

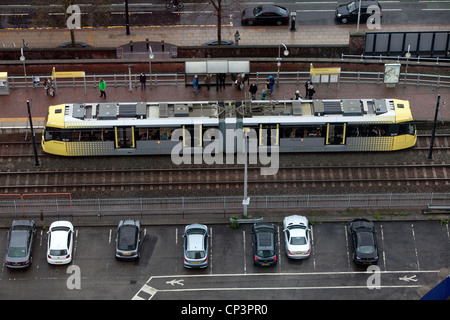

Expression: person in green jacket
xmin=99 ymin=78 xmax=106 ymax=98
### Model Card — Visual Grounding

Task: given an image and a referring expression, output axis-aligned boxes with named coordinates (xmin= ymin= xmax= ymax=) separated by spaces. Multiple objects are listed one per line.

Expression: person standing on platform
xmin=305 ymin=80 xmax=312 ymax=97
xmin=267 ymin=75 xmax=275 ymax=94
xmin=99 ymin=78 xmax=106 ymax=98
xmin=193 ymin=75 xmax=199 ymax=94
xmin=308 ymin=84 xmax=316 ymax=99
xmin=140 ymin=72 xmax=147 ymax=90
xmin=249 ymin=83 xmax=258 ymax=99
xmin=204 ymin=74 xmax=211 ymax=91
xmin=234 ymin=30 xmax=240 ymax=45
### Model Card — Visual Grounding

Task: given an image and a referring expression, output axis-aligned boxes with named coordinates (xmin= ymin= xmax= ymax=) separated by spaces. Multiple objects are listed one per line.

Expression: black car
xmin=348 ymin=218 xmax=379 ymax=265
xmin=115 ymin=220 xmax=142 ymax=260
xmin=335 ymin=1 xmax=382 ymax=24
xmin=4 ymin=219 xmax=36 ymax=269
xmin=252 ymin=222 xmax=278 ymax=267
xmin=241 ymin=5 xmax=290 ymax=26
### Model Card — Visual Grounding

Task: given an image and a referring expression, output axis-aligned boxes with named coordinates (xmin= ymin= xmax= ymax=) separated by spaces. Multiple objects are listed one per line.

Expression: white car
xmin=283 ymin=215 xmax=311 ymax=259
xmin=47 ymin=221 xmax=74 ymax=265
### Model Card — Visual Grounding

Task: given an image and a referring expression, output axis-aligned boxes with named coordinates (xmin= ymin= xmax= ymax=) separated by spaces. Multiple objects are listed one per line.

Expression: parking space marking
xmin=380 ymin=224 xmax=387 ymax=270
xmin=243 ymin=230 xmax=247 ymax=274
xmin=411 ymin=224 xmax=420 ymax=270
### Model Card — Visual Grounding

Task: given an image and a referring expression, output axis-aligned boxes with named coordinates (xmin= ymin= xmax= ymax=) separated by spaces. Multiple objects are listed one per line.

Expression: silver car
xmin=4 ymin=219 xmax=36 ymax=269
xmin=182 ymin=224 xmax=209 ymax=268
xmin=115 ymin=220 xmax=142 ymax=260
xmin=283 ymin=215 xmax=311 ymax=259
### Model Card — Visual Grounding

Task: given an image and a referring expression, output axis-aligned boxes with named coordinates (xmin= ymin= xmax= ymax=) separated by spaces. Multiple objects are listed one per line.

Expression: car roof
xmin=49 ymin=222 xmax=72 ymax=249
xmin=187 ymin=234 xmax=205 ymax=251
xmin=185 ymin=224 xmax=208 ymax=233
xmin=118 ymin=225 xmax=138 ymax=245
xmin=49 ymin=220 xmax=73 ymax=230
xmin=10 ymin=230 xmax=28 ymax=247
xmin=256 ymin=232 xmax=274 ymax=249
xmin=259 ymin=5 xmax=287 ymax=12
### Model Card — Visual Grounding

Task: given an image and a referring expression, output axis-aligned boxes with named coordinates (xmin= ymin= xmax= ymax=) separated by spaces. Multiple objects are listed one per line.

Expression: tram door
xmin=115 ymin=126 xmax=135 ymax=148
xmin=259 ymin=124 xmax=279 ymax=148
xmin=326 ymin=123 xmax=346 ymax=145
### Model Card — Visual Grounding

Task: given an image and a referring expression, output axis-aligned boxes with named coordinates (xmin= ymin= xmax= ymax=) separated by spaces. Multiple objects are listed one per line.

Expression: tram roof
xmin=45 ymin=98 xmax=412 ymax=129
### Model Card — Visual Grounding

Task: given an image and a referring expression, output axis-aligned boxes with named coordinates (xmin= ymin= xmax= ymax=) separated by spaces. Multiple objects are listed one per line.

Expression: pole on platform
xmin=26 ymin=100 xmax=40 ymax=167
xmin=427 ymin=94 xmax=441 ymax=160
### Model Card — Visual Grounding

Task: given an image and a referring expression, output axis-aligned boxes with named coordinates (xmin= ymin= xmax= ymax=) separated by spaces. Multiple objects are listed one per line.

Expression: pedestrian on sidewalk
xmin=234 ymin=30 xmax=240 ymax=45
xmin=261 ymin=89 xmax=267 ymax=100
xmin=204 ymin=74 xmax=212 ymax=91
xmin=307 ymin=85 xmax=316 ymax=99
xmin=193 ymin=75 xmax=199 ymax=94
xmin=267 ymin=75 xmax=275 ymax=94
xmin=219 ymin=73 xmax=226 ymax=90
xmin=99 ymin=78 xmax=106 ymax=98
xmin=305 ymin=80 xmax=312 ymax=97
xmin=294 ymin=90 xmax=302 ymax=100
xmin=140 ymin=72 xmax=147 ymax=90
xmin=249 ymin=83 xmax=258 ymax=99
xmin=44 ymin=78 xmax=53 ymax=96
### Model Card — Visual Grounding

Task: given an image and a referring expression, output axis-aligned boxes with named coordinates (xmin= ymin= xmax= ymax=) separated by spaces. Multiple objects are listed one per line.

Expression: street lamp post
xmin=277 ymin=43 xmax=289 ymax=86
xmin=242 ymin=127 xmax=250 ymax=217
xmin=427 ymin=94 xmax=441 ymax=160
xmin=20 ymin=48 xmax=27 ymax=89
xmin=26 ymin=100 xmax=40 ymax=167
xmin=125 ymin=0 xmax=130 ymax=35
xmin=148 ymin=46 xmax=154 ymax=88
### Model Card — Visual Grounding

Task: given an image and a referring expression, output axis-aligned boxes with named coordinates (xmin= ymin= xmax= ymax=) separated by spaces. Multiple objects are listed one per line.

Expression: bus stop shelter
xmin=51 ymin=67 xmax=87 ymax=95
xmin=185 ymin=60 xmax=250 ymax=86
xmin=0 ymin=72 xmax=9 ymax=95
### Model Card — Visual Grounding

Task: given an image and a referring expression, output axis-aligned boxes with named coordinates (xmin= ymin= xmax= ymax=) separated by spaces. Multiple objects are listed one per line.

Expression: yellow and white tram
xmin=42 ymin=98 xmax=416 ymax=156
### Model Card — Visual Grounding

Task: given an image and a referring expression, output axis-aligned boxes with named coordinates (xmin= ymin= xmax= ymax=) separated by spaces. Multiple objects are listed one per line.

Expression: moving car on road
xmin=241 ymin=5 xmax=290 ymax=26
xmin=4 ymin=220 xmax=36 ymax=269
xmin=115 ymin=220 xmax=142 ymax=261
xmin=252 ymin=223 xmax=278 ymax=267
xmin=47 ymin=221 xmax=74 ymax=265
xmin=183 ymin=224 xmax=209 ymax=268
xmin=348 ymin=218 xmax=379 ymax=265
xmin=283 ymin=215 xmax=311 ymax=259
xmin=335 ymin=1 xmax=382 ymax=24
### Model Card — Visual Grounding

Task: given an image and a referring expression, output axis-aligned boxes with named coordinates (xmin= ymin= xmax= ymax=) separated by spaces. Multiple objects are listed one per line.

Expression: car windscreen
xmin=8 ymin=247 xmax=27 ymax=257
xmin=118 ymin=226 xmax=138 ymax=251
xmin=356 ymin=231 xmax=376 ymax=254
xmin=50 ymin=249 xmax=68 ymax=256
xmin=186 ymin=250 xmax=205 ymax=259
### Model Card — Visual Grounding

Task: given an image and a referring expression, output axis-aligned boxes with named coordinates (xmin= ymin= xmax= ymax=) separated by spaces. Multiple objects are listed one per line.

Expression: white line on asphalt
xmin=243 ymin=230 xmax=246 ymax=274
xmin=411 ymin=224 xmax=420 ymax=271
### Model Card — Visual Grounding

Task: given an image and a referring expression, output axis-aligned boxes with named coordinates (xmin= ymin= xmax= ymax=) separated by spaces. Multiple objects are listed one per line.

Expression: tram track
xmin=0 ymin=162 xmax=448 ymax=194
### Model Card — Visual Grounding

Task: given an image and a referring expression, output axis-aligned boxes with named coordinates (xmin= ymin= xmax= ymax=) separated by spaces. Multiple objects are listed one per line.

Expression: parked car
xmin=252 ymin=222 xmax=278 ymax=267
xmin=4 ymin=220 xmax=36 ymax=269
xmin=115 ymin=220 xmax=142 ymax=261
xmin=283 ymin=215 xmax=311 ymax=259
xmin=348 ymin=218 xmax=379 ymax=265
xmin=241 ymin=5 xmax=290 ymax=26
xmin=335 ymin=1 xmax=382 ymax=24
xmin=183 ymin=224 xmax=209 ymax=268
xmin=47 ymin=221 xmax=74 ymax=265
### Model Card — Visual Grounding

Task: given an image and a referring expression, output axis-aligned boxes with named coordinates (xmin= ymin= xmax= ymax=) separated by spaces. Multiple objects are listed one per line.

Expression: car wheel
xmin=341 ymin=18 xmax=348 ymax=24
xmin=276 ymin=20 xmax=283 ymax=26
xmin=247 ymin=19 xmax=254 ymax=26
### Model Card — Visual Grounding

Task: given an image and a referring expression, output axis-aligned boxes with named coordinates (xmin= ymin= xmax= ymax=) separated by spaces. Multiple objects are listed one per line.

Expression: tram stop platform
xmin=0 ymin=77 xmax=448 ymax=132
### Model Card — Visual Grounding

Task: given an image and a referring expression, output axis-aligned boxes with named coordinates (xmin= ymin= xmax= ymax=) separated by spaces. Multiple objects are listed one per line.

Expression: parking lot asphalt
xmin=1 ymin=221 xmax=448 ymax=300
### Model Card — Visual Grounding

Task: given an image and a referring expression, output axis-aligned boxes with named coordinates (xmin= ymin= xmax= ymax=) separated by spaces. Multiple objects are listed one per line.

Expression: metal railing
xmin=6 ymin=70 xmax=450 ymax=90
xmin=0 ymin=193 xmax=448 ymax=222
xmin=341 ymin=54 xmax=450 ymax=65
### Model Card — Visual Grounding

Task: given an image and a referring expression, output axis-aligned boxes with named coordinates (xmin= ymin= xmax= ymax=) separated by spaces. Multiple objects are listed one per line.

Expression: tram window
xmin=399 ymin=122 xmax=415 ymax=135
xmin=44 ymin=128 xmax=61 ymax=141
xmin=280 ymin=125 xmax=324 ymax=138
xmin=136 ymin=128 xmax=148 ymax=140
